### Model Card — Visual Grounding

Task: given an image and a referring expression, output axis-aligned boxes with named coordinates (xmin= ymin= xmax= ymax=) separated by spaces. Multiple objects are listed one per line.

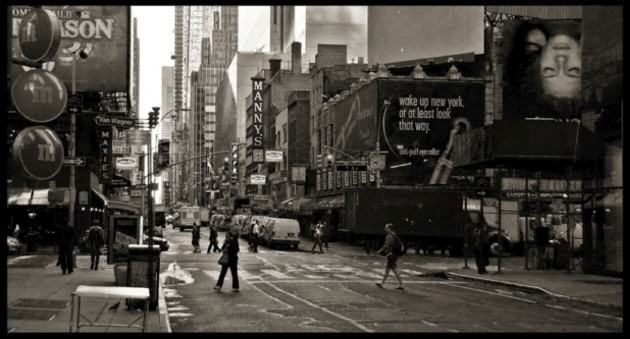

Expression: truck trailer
xmin=342 ymin=187 xmax=468 ymax=255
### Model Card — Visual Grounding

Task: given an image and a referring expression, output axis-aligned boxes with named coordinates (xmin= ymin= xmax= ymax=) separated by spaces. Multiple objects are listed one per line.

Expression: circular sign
xmin=115 ymin=157 xmax=138 ymax=170
xmin=11 ymin=69 xmax=68 ymax=123
xmin=12 ymin=126 xmax=65 ymax=180
xmin=18 ymin=8 xmax=62 ymax=62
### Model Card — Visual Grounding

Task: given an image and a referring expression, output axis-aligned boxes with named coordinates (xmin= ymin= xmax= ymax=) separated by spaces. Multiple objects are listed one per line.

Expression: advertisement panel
xmin=378 ymin=79 xmax=485 ymax=184
xmin=332 ymin=81 xmax=378 ymax=152
xmin=10 ymin=6 xmax=130 ymax=92
xmin=107 ymin=215 xmax=140 ymax=264
xmin=265 ymin=150 xmax=283 ymax=162
xmin=501 ymin=19 xmax=582 ymax=121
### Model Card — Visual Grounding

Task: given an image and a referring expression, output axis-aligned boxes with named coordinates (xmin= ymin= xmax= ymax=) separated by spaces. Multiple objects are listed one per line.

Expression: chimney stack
xmin=291 ymin=41 xmax=302 ymax=74
xmin=269 ymin=59 xmax=281 ymax=78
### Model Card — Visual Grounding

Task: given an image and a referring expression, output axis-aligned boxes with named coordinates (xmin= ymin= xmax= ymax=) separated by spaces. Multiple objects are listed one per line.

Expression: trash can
xmin=126 ymin=244 xmax=161 ymax=310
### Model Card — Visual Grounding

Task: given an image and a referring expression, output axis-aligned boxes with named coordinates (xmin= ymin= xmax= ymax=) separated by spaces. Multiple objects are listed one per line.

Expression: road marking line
xmin=422 ymin=320 xmax=437 ymax=327
xmin=168 ymin=313 xmax=194 ymax=318
xmin=249 ymin=280 xmax=469 ymax=284
xmin=318 ymin=285 xmax=332 ymax=291
xmin=8 ymin=255 xmax=37 ymax=266
xmin=261 ymin=269 xmax=295 ymax=279
xmin=262 ymin=281 xmax=375 ymax=333
xmin=401 ymin=269 xmax=425 ymax=276
xmin=303 ymin=274 xmax=327 ymax=279
xmin=446 ymin=283 xmax=537 ymax=304
xmin=551 ymin=306 xmax=623 ymax=321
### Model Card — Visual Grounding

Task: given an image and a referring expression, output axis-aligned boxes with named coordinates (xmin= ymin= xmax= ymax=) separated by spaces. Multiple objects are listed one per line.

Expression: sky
xmin=131 ymin=6 xmax=175 ymax=120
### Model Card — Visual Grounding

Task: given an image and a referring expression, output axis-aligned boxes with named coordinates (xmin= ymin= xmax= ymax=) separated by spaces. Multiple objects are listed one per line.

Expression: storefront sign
xmin=11 ymin=69 xmax=68 ymax=123
xmin=265 ymin=150 xmax=283 ymax=162
xmin=115 ymin=156 xmax=137 ymax=170
xmin=99 ymin=127 xmax=112 ymax=181
xmin=291 ymin=167 xmax=306 ymax=183
xmin=17 ymin=8 xmax=62 ymax=62
xmin=127 ymin=128 xmax=150 ymax=145
xmin=251 ymin=77 xmax=264 ymax=162
xmin=11 ymin=6 xmax=130 ymax=92
xmin=250 ymin=174 xmax=266 ymax=185
xmin=501 ymin=177 xmax=582 ymax=199
xmin=12 ymin=126 xmax=64 ymax=180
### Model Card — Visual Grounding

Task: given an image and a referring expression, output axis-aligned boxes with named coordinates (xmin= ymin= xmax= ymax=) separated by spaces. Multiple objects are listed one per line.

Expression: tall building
xmin=185 ymin=6 xmax=238 ymax=206
xmin=160 ymin=66 xmax=175 ymax=140
xmin=131 ymin=17 xmax=140 ymax=117
xmin=173 ymin=6 xmax=218 ymax=204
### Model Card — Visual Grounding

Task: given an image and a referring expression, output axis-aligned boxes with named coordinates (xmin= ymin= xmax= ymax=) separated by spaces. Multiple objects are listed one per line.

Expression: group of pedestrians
xmin=54 ymin=218 xmax=105 ymax=275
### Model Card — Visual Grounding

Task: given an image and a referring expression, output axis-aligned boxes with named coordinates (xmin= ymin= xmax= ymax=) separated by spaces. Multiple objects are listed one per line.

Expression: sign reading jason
xmin=10 ymin=6 xmax=130 ymax=92
xmin=12 ymin=126 xmax=65 ymax=180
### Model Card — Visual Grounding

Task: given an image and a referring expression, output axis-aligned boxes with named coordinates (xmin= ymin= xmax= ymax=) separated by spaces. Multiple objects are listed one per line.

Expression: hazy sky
xmin=132 ymin=6 xmax=175 ymax=120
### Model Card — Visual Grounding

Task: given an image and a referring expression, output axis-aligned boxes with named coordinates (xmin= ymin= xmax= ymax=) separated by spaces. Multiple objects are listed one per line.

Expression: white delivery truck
xmin=175 ymin=205 xmax=201 ymax=231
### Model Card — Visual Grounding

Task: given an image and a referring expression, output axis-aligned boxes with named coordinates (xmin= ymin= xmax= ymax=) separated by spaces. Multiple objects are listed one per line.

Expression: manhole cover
xmin=7 ymin=308 xmax=60 ymax=321
xmin=11 ymin=298 xmax=69 ymax=309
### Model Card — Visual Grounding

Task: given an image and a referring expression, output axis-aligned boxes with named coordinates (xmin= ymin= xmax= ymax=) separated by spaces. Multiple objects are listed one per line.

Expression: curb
xmin=157 ymin=281 xmax=171 ymax=332
xmin=444 ymin=271 xmax=623 ymax=312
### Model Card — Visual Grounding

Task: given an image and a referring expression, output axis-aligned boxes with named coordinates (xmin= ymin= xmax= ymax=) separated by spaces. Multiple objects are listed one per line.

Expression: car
xmin=7 ymin=236 xmax=22 ymax=254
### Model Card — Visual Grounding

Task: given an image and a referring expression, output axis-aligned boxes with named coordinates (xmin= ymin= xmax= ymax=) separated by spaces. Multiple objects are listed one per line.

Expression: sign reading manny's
xmin=251 ymin=77 xmax=264 ymax=163
xmin=10 ymin=6 xmax=130 ymax=92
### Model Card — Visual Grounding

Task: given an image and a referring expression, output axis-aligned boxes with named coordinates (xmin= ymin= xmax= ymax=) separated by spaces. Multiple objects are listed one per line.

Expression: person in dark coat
xmin=87 ymin=219 xmax=105 ymax=270
xmin=207 ymin=223 xmax=220 ymax=253
xmin=192 ymin=222 xmax=201 ymax=253
xmin=214 ymin=227 xmax=240 ymax=292
xmin=472 ymin=224 xmax=489 ymax=274
xmin=55 ymin=218 xmax=75 ymax=275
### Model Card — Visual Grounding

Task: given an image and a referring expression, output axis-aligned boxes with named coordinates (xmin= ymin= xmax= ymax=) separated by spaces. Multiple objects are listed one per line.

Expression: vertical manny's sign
xmin=251 ymin=76 xmax=265 ymax=164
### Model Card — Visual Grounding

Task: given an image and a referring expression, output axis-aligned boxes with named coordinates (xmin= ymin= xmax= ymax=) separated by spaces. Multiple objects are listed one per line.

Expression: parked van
xmin=261 ymin=217 xmax=300 ymax=250
xmin=175 ymin=205 xmax=201 ymax=231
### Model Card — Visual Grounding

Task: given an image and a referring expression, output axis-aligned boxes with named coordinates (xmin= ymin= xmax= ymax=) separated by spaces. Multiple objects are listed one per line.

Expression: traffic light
xmin=326 ymin=153 xmax=335 ymax=168
xmin=148 ymin=111 xmax=158 ymax=128
xmin=231 ymin=143 xmax=239 ymax=185
xmin=222 ymin=156 xmax=229 ymax=183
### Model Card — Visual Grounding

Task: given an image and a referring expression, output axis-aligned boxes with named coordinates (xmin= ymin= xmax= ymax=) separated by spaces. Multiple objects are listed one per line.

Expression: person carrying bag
xmin=214 ymin=227 xmax=240 ymax=292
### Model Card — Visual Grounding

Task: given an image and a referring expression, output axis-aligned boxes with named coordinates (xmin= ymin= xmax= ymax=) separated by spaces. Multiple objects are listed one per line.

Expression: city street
xmin=158 ymin=227 xmax=622 ymax=332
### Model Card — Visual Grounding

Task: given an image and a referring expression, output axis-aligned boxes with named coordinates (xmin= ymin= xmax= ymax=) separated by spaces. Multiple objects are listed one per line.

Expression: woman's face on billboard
xmin=526 ymin=26 xmax=582 ymax=99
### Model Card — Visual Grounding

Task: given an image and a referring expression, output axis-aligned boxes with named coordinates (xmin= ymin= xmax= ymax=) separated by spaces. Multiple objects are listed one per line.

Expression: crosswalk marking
xmin=261 ymin=269 xmax=295 ymax=279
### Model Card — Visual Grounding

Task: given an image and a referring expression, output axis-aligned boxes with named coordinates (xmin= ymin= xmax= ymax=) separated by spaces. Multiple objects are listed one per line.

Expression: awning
xmin=8 ymin=188 xmax=69 ymax=206
xmin=301 ymin=195 xmax=344 ymax=211
xmin=91 ymin=188 xmax=109 ymax=206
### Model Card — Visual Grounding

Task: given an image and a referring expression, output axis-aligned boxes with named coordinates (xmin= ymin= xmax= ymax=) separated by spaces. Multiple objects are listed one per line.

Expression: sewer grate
xmin=11 ymin=298 xmax=69 ymax=309
xmin=7 ymin=308 xmax=60 ymax=321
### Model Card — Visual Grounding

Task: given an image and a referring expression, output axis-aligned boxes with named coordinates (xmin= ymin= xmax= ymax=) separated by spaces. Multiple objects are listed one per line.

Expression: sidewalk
xmin=7 ymin=254 xmax=170 ymax=333
xmin=298 ymin=236 xmax=623 ymax=311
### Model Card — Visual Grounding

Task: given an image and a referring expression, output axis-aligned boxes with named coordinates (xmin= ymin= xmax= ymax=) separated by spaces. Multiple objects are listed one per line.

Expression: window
xmin=283 ymin=123 xmax=288 ymax=144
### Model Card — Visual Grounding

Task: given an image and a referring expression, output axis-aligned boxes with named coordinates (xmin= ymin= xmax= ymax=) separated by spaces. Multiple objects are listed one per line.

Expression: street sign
xmin=67 ymin=94 xmax=83 ymax=114
xmin=11 ymin=69 xmax=68 ymax=123
xmin=291 ymin=167 xmax=306 ymax=183
xmin=18 ymin=8 xmax=62 ymax=62
xmin=133 ymin=184 xmax=147 ymax=190
xmin=130 ymin=189 xmax=143 ymax=197
xmin=62 ymin=157 xmax=85 ymax=166
xmin=95 ymin=115 xmax=136 ymax=129
xmin=149 ymin=183 xmax=159 ymax=190
xmin=368 ymin=152 xmax=386 ymax=171
xmin=12 ymin=126 xmax=64 ymax=180
xmin=252 ymin=149 xmax=265 ymax=163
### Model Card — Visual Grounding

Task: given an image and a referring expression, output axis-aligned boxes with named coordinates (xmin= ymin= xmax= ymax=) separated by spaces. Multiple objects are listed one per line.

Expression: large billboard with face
xmin=331 ymin=81 xmax=378 ymax=153
xmin=378 ymin=79 xmax=485 ymax=184
xmin=10 ymin=6 xmax=130 ymax=92
xmin=501 ymin=19 xmax=582 ymax=121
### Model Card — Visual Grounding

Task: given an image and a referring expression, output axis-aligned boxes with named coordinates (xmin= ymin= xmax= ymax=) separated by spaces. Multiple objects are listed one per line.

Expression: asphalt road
xmin=158 ymin=226 xmax=621 ymax=332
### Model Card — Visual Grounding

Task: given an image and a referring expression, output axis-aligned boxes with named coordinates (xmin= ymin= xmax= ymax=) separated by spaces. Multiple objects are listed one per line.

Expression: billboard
xmin=501 ymin=19 xmax=582 ymax=121
xmin=377 ymin=79 xmax=485 ymax=183
xmin=10 ymin=6 xmax=130 ymax=92
xmin=332 ymin=81 xmax=378 ymax=152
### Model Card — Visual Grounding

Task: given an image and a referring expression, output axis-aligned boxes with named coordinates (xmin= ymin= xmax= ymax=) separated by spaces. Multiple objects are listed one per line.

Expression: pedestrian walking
xmin=87 ymin=219 xmax=105 ymax=270
xmin=247 ymin=220 xmax=256 ymax=252
xmin=251 ymin=219 xmax=260 ymax=253
xmin=192 ymin=222 xmax=201 ymax=253
xmin=321 ymin=221 xmax=329 ymax=249
xmin=55 ymin=217 xmax=75 ymax=275
xmin=214 ymin=227 xmax=240 ymax=292
xmin=311 ymin=223 xmax=324 ymax=254
xmin=207 ymin=223 xmax=220 ymax=253
xmin=375 ymin=223 xmax=404 ymax=289
xmin=472 ymin=224 xmax=489 ymax=274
